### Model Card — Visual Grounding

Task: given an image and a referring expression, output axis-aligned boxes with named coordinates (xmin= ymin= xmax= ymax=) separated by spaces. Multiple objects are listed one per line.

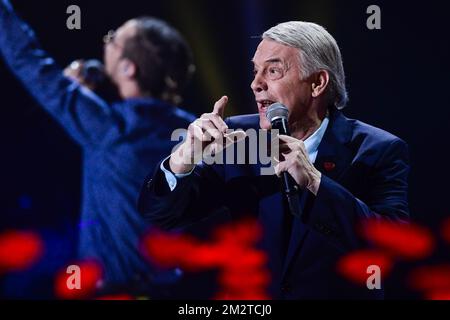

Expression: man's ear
xmin=118 ymin=58 xmax=136 ymax=79
xmin=311 ymin=70 xmax=330 ymax=98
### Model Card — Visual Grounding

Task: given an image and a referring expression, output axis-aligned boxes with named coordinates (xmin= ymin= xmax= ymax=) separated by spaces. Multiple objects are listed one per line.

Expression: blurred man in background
xmin=0 ymin=0 xmax=195 ymax=296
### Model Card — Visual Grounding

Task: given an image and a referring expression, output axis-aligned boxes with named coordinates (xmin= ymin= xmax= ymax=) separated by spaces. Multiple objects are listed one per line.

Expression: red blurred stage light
xmin=54 ymin=260 xmax=103 ymax=300
xmin=140 ymin=219 xmax=270 ymax=299
xmin=408 ymin=264 xmax=450 ymax=292
xmin=336 ymin=249 xmax=393 ymax=286
xmin=359 ymin=219 xmax=434 ymax=260
xmin=0 ymin=230 xmax=43 ymax=273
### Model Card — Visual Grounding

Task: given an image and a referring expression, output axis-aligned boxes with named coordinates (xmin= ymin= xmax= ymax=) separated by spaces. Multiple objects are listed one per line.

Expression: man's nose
xmin=251 ymin=73 xmax=268 ymax=93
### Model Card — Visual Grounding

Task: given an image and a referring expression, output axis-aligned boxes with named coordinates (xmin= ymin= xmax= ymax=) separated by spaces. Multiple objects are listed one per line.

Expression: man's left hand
xmin=274 ymin=134 xmax=322 ymax=195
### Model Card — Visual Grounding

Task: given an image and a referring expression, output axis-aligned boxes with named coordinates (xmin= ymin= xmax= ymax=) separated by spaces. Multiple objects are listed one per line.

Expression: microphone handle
xmin=272 ymin=118 xmax=302 ymax=217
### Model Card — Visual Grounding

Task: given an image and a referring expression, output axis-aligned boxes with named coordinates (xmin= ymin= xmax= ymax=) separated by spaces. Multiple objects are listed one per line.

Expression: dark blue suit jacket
xmin=0 ymin=0 xmax=195 ymax=294
xmin=138 ymin=109 xmax=410 ymax=299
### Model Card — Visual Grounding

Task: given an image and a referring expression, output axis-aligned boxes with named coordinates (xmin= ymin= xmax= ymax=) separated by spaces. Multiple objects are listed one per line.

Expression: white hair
xmin=263 ymin=21 xmax=348 ymax=109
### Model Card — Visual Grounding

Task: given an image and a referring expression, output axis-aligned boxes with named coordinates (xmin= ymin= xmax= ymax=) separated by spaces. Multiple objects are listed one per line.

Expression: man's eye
xmin=253 ymin=69 xmax=258 ymax=76
xmin=269 ymin=68 xmax=281 ymax=74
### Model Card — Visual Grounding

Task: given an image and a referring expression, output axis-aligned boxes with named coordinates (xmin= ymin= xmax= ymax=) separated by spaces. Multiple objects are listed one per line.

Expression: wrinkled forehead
xmin=252 ymin=38 xmax=300 ymax=67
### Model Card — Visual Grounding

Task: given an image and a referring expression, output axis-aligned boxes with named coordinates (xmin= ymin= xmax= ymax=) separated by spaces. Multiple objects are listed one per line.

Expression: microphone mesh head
xmin=266 ymin=103 xmax=289 ymax=122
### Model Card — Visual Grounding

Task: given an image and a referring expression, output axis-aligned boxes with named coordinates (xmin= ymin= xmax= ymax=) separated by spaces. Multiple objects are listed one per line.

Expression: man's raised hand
xmin=169 ymin=96 xmax=230 ymax=174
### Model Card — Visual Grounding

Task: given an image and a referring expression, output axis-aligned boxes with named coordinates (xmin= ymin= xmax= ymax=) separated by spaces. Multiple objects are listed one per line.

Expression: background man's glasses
xmin=103 ymin=30 xmax=122 ymax=49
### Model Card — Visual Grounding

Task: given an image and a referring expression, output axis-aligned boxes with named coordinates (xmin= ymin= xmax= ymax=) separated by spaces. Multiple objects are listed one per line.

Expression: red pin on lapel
xmin=323 ymin=161 xmax=336 ymax=172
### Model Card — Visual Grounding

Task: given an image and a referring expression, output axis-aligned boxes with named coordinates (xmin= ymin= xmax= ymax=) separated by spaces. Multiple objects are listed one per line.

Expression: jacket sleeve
xmin=0 ymin=0 xmax=116 ymax=146
xmin=137 ymin=159 xmax=228 ymax=231
xmin=308 ymin=138 xmax=410 ymax=249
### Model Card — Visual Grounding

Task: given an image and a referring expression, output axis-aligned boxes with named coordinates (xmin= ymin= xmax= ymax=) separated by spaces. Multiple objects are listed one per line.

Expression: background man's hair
xmin=263 ymin=21 xmax=348 ymax=109
xmin=122 ymin=17 xmax=195 ymax=105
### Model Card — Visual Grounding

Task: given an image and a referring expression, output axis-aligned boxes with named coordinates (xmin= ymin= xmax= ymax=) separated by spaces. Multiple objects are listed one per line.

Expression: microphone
xmin=80 ymin=59 xmax=106 ymax=86
xmin=71 ymin=59 xmax=120 ymax=102
xmin=266 ymin=103 xmax=302 ymax=217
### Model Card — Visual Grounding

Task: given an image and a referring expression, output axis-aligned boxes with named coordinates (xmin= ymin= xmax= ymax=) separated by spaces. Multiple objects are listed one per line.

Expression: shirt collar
xmin=303 ymin=116 xmax=329 ymax=159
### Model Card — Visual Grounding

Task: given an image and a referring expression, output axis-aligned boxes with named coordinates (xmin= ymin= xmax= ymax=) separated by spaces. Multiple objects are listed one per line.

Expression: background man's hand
xmin=63 ymin=60 xmax=97 ymax=91
xmin=274 ymin=134 xmax=322 ymax=195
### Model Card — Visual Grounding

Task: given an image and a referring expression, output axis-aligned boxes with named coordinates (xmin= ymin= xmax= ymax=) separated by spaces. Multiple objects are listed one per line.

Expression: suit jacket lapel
xmin=280 ymin=192 xmax=310 ymax=280
xmin=280 ymin=109 xmax=354 ymax=281
xmin=314 ymin=109 xmax=354 ymax=180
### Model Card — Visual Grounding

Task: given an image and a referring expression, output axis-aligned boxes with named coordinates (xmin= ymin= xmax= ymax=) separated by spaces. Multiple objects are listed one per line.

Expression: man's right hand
xmin=169 ymin=96 xmax=229 ymax=174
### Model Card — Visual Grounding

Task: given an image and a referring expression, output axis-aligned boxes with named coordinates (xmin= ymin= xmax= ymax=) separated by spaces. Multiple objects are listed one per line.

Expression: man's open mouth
xmin=257 ymin=100 xmax=276 ymax=113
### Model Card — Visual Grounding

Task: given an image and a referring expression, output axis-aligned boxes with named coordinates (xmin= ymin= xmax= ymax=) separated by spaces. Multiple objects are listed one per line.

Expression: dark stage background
xmin=0 ymin=0 xmax=449 ymax=298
